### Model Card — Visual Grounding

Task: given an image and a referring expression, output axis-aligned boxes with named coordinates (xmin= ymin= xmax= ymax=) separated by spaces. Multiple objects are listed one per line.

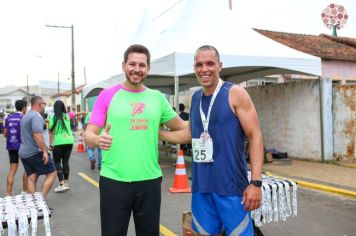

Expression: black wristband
xmin=250 ymin=180 xmax=262 ymax=187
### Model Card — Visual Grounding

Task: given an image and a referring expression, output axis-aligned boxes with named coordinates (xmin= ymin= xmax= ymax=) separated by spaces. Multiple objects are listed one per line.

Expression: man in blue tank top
xmin=160 ymin=45 xmax=264 ymax=235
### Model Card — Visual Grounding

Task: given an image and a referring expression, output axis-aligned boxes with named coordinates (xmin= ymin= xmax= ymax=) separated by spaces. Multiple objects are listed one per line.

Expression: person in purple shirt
xmin=3 ymin=100 xmax=28 ymax=196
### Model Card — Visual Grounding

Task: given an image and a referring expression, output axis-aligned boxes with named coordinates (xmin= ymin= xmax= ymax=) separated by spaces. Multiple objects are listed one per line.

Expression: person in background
xmin=84 ymin=112 xmax=102 ymax=170
xmin=49 ymin=100 xmax=74 ymax=193
xmin=4 ymin=100 xmax=28 ymax=196
xmin=0 ymin=111 xmax=5 ymax=134
xmin=84 ymin=44 xmax=187 ymax=236
xmin=80 ymin=113 xmax=86 ymax=131
xmin=179 ymin=103 xmax=189 ymax=121
xmin=178 ymin=103 xmax=191 ymax=155
xmin=68 ymin=107 xmax=76 ymax=131
xmin=160 ymin=45 xmax=264 ymax=235
xmin=19 ymin=96 xmax=57 ymax=198
xmin=42 ymin=113 xmax=50 ymax=148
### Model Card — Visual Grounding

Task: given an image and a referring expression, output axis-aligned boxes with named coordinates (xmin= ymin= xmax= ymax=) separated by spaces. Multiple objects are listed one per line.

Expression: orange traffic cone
xmin=169 ymin=150 xmax=191 ymax=193
xmin=77 ymin=137 xmax=86 ymax=152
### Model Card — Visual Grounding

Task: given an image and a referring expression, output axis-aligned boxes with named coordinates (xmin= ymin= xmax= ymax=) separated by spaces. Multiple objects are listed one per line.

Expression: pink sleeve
xmin=88 ymin=84 xmax=121 ymax=128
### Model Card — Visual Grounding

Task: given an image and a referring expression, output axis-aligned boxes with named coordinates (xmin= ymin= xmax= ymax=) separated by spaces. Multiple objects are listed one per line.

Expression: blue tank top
xmin=190 ymin=82 xmax=248 ymax=196
xmin=5 ymin=112 xmax=23 ymax=150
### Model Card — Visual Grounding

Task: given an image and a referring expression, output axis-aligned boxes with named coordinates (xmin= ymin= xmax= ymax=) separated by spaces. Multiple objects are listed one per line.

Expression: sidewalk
xmin=262 ymin=158 xmax=356 ymax=198
xmin=160 ymin=145 xmax=356 ymax=198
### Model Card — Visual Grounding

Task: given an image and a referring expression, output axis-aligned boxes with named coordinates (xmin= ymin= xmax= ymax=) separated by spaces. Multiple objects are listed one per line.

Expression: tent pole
xmin=174 ymin=75 xmax=179 ymax=113
xmin=174 ymin=75 xmax=181 ymax=153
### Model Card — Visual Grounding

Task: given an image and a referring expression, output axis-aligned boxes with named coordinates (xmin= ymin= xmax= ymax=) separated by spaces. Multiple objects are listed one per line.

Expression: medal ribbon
xmin=199 ymin=79 xmax=223 ymax=132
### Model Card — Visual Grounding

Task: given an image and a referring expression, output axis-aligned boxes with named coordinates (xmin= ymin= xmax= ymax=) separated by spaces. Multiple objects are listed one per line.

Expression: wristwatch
xmin=250 ymin=180 xmax=262 ymax=188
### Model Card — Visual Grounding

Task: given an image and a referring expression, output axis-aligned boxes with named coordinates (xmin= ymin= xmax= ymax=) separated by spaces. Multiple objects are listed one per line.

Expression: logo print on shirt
xmin=131 ymin=102 xmax=145 ymax=117
xmin=130 ymin=102 xmax=148 ymax=130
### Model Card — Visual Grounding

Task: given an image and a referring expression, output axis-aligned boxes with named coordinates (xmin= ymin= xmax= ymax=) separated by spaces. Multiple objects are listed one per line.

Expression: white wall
xmin=322 ymin=59 xmax=356 ymax=82
xmin=0 ymin=90 xmax=29 ymax=109
xmin=333 ymin=85 xmax=356 ymax=160
xmin=246 ymin=80 xmax=322 ymax=160
xmin=65 ymin=93 xmax=82 ymax=111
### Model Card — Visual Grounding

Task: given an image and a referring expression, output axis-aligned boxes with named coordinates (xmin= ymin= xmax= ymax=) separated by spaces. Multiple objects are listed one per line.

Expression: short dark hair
xmin=179 ymin=103 xmax=185 ymax=112
xmin=30 ymin=96 xmax=43 ymax=105
xmin=15 ymin=100 xmax=27 ymax=111
xmin=123 ymin=44 xmax=151 ymax=66
xmin=194 ymin=45 xmax=220 ymax=62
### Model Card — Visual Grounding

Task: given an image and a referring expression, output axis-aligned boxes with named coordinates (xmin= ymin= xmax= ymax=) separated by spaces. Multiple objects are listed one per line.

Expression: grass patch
xmin=322 ymin=160 xmax=339 ymax=165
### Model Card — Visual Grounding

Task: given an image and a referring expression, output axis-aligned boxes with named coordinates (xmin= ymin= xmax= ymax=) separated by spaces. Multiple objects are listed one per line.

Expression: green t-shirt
xmin=84 ymin=112 xmax=91 ymax=124
xmin=98 ymin=87 xmax=176 ymax=182
xmin=49 ymin=113 xmax=74 ymax=146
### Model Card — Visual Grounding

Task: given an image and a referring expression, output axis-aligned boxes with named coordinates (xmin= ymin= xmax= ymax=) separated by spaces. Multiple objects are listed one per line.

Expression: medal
xmin=192 ymin=79 xmax=223 ymax=163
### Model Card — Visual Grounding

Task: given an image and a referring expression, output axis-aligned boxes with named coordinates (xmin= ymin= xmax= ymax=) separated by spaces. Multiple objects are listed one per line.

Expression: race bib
xmin=192 ymin=132 xmax=213 ymax=163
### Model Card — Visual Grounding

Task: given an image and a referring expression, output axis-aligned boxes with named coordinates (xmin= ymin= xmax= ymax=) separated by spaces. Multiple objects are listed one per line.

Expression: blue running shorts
xmin=192 ymin=192 xmax=253 ymax=236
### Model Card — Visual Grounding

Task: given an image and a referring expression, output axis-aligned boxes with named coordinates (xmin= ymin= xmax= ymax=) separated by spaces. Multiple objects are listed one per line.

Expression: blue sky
xmin=0 ymin=0 xmax=354 ymax=87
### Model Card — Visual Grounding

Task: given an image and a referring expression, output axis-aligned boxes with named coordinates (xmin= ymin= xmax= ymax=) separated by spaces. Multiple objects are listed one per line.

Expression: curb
xmin=162 ymin=152 xmax=356 ymax=198
xmin=265 ymin=171 xmax=356 ymax=198
xmin=336 ymin=163 xmax=356 ymax=168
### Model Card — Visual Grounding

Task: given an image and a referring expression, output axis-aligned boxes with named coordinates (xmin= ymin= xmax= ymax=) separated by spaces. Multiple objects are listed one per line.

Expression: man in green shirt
xmin=84 ymin=44 xmax=187 ymax=236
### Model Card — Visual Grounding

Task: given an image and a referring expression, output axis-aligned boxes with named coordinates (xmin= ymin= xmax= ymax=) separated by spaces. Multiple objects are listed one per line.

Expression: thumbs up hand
xmin=100 ymin=123 xmax=113 ymax=150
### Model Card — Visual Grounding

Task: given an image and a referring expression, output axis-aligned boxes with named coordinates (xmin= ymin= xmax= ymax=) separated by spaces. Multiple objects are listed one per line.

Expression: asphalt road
xmin=0 ymin=137 xmax=355 ymax=236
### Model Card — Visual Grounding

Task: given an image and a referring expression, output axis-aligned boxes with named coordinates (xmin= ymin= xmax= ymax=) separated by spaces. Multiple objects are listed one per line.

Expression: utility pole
xmin=83 ymin=67 xmax=88 ymax=112
xmin=26 ymin=75 xmax=30 ymax=102
xmin=46 ymin=24 xmax=75 ymax=110
xmin=26 ymin=75 xmax=29 ymax=93
xmin=57 ymin=71 xmax=60 ymax=95
xmin=83 ymin=67 xmax=87 ymax=85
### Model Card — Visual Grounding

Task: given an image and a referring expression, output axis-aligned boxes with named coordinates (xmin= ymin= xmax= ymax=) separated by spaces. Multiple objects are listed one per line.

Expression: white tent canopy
xmin=177 ymin=54 xmax=321 ymax=89
xmin=147 ymin=52 xmax=321 ymax=94
xmin=83 ymin=0 xmax=322 ymax=98
xmin=150 ymin=0 xmax=316 ymax=59
xmin=83 ymin=52 xmax=321 ymax=97
xmin=129 ymin=10 xmax=160 ymax=51
xmin=83 ymin=74 xmax=125 ymax=98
